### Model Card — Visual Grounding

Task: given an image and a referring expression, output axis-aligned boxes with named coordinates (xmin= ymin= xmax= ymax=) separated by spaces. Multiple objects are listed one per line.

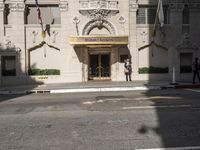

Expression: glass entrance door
xmin=89 ymin=53 xmax=110 ymax=80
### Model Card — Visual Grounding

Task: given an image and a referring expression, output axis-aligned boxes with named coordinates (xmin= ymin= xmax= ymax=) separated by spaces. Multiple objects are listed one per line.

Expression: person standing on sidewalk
xmin=192 ymin=57 xmax=200 ymax=84
xmin=124 ymin=59 xmax=132 ymax=81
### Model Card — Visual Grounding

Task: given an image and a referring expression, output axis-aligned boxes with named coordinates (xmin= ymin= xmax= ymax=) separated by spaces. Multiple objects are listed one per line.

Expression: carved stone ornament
xmin=31 ymin=31 xmax=38 ymax=44
xmin=79 ymin=0 xmax=119 ymax=20
xmin=118 ymin=16 xmax=126 ymax=24
xmin=79 ymin=0 xmax=119 ymax=28
xmin=73 ymin=16 xmax=80 ymax=24
xmin=9 ymin=3 xmax=25 ymax=12
xmin=82 ymin=19 xmax=116 ymax=35
xmin=0 ymin=3 xmax=4 ymax=12
xmin=0 ymin=37 xmax=20 ymax=52
xmin=52 ymin=30 xmax=58 ymax=43
xmin=176 ymin=34 xmax=198 ymax=51
xmin=59 ymin=1 xmax=68 ymax=12
xmin=129 ymin=4 xmax=138 ymax=12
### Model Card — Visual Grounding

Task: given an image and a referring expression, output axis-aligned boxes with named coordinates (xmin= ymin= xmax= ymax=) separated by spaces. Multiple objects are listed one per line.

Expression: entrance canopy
xmin=69 ymin=35 xmax=128 ymax=46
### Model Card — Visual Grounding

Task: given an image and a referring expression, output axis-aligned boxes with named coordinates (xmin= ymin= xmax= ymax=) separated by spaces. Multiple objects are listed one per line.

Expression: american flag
xmin=35 ymin=0 xmax=43 ymax=30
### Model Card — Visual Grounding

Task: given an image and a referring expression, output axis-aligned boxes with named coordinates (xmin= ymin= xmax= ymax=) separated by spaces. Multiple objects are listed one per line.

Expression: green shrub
xmin=28 ymin=69 xmax=40 ymax=75
xmin=28 ymin=68 xmax=60 ymax=75
xmin=180 ymin=65 xmax=192 ymax=73
xmin=139 ymin=67 xmax=168 ymax=74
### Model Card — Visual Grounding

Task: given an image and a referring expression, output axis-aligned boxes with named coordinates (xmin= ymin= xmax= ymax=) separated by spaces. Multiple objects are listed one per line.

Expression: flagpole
xmin=152 ymin=0 xmax=160 ymax=38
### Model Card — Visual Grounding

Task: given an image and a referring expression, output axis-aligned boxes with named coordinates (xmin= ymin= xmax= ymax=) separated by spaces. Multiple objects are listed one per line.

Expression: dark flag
xmin=153 ymin=0 xmax=164 ymax=37
xmin=35 ymin=0 xmax=44 ymax=31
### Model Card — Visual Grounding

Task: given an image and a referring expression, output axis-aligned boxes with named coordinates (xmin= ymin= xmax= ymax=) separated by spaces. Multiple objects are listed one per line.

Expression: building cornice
xmin=129 ymin=3 xmax=138 ymax=12
xmin=169 ymin=2 xmax=200 ymax=11
xmin=9 ymin=2 xmax=25 ymax=12
xmin=59 ymin=1 xmax=68 ymax=12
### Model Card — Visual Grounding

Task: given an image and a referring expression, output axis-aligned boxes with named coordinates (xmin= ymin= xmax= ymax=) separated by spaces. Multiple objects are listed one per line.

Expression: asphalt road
xmin=0 ymin=88 xmax=200 ymax=150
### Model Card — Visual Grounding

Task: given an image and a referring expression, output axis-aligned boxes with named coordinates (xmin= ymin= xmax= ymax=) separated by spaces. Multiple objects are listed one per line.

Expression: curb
xmin=175 ymin=84 xmax=200 ymax=89
xmin=0 ymin=85 xmax=171 ymax=95
xmin=1 ymin=84 xmax=199 ymax=95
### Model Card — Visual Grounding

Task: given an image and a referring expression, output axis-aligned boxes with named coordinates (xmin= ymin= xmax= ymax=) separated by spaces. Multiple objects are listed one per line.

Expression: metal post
xmin=0 ymin=55 xmax=2 ymax=86
xmin=171 ymin=66 xmax=178 ymax=85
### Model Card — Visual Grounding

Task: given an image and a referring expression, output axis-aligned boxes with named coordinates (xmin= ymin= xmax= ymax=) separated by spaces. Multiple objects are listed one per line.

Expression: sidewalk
xmin=0 ymin=81 xmax=199 ymax=94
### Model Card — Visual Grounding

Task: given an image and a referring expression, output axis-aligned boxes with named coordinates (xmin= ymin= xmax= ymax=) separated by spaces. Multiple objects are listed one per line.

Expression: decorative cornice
xmin=169 ymin=2 xmax=200 ymax=11
xmin=9 ymin=3 xmax=25 ymax=12
xmin=79 ymin=0 xmax=119 ymax=20
xmin=129 ymin=0 xmax=138 ymax=4
xmin=129 ymin=4 xmax=138 ymax=12
xmin=59 ymin=1 xmax=68 ymax=12
xmin=0 ymin=37 xmax=20 ymax=52
xmin=169 ymin=3 xmax=184 ymax=11
xmin=82 ymin=19 xmax=116 ymax=35
xmin=176 ymin=35 xmax=198 ymax=51
xmin=189 ymin=3 xmax=200 ymax=11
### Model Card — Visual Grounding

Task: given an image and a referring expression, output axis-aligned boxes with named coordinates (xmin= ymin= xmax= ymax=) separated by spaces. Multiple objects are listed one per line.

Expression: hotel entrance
xmin=89 ymin=52 xmax=110 ymax=80
xmin=69 ymin=35 xmax=128 ymax=81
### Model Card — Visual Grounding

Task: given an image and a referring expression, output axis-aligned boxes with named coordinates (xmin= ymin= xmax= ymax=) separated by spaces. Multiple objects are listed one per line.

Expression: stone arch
xmin=82 ymin=20 xmax=116 ymax=35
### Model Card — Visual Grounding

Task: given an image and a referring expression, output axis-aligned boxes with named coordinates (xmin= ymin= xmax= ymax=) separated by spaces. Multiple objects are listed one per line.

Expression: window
xmin=136 ymin=8 xmax=146 ymax=24
xmin=180 ymin=53 xmax=192 ymax=73
xmin=1 ymin=56 xmax=16 ymax=76
xmin=4 ymin=4 xmax=10 ymax=24
xmin=137 ymin=6 xmax=169 ymax=24
xmin=182 ymin=4 xmax=189 ymax=24
xmin=25 ymin=5 xmax=61 ymax=24
xmin=147 ymin=8 xmax=157 ymax=24
xmin=182 ymin=4 xmax=190 ymax=34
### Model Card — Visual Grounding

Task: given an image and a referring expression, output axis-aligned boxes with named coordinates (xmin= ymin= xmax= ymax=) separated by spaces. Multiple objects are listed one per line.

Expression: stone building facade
xmin=0 ymin=0 xmax=199 ymax=85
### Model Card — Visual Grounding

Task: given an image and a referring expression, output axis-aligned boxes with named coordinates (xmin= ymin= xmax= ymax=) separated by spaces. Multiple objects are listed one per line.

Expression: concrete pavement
xmin=0 ymin=80 xmax=199 ymax=94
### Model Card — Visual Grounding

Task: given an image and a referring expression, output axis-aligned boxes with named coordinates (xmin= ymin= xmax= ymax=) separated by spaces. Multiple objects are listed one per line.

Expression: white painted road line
xmin=122 ymin=105 xmax=191 ymax=110
xmin=136 ymin=146 xmax=200 ymax=150
xmin=50 ymin=86 xmax=161 ymax=94
xmin=0 ymin=86 xmax=164 ymax=95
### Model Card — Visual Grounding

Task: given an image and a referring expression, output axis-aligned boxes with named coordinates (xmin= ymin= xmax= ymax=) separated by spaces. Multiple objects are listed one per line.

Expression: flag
xmin=35 ymin=0 xmax=44 ymax=31
xmin=45 ymin=24 xmax=50 ymax=36
xmin=157 ymin=0 xmax=164 ymax=27
xmin=153 ymin=0 xmax=164 ymax=37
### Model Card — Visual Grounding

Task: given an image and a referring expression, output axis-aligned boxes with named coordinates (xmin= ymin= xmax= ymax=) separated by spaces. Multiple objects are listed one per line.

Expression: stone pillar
xmin=168 ymin=3 xmax=184 ymax=81
xmin=111 ymin=47 xmax=117 ymax=81
xmin=0 ymin=1 xmax=4 ymax=86
xmin=60 ymin=0 xmax=68 ymax=25
xmin=59 ymin=0 xmax=69 ymax=76
xmin=9 ymin=0 xmax=25 ymax=76
xmin=0 ymin=54 xmax=1 ymax=86
xmin=0 ymin=2 xmax=4 ymax=37
xmin=82 ymin=48 xmax=88 ymax=82
xmin=129 ymin=0 xmax=138 ymax=80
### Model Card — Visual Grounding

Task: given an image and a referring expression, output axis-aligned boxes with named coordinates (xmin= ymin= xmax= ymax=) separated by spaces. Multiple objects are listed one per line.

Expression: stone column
xmin=82 ymin=48 xmax=88 ymax=82
xmin=111 ymin=47 xmax=117 ymax=81
xmin=9 ymin=0 xmax=25 ymax=76
xmin=0 ymin=54 xmax=2 ymax=86
xmin=129 ymin=0 xmax=138 ymax=80
xmin=59 ymin=0 xmax=69 ymax=76
xmin=168 ymin=3 xmax=184 ymax=81
xmin=0 ymin=2 xmax=4 ymax=37
xmin=0 ymin=1 xmax=4 ymax=86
